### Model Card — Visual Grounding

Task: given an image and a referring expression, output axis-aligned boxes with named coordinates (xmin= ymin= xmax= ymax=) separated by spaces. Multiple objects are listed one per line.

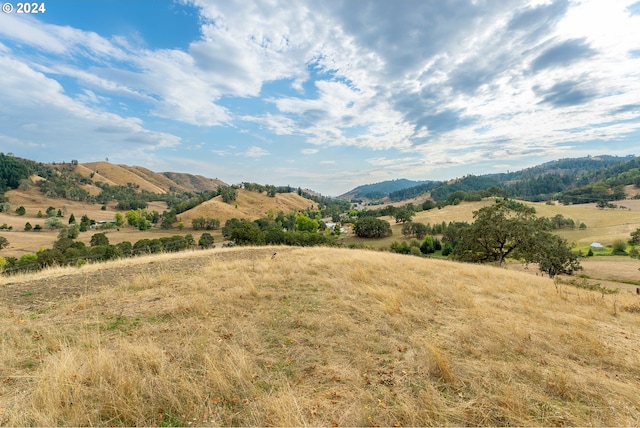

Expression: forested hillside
xmin=339 ymin=179 xmax=434 ymax=200
xmin=346 ymin=155 xmax=640 ymax=204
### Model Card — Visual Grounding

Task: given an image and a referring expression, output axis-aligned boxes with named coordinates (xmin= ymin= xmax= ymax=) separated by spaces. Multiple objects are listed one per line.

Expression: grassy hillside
xmin=178 ymin=189 xmax=317 ymax=225
xmin=77 ymin=162 xmax=225 ymax=194
xmin=81 ymin=162 xmax=168 ymax=194
xmin=161 ymin=171 xmax=224 ymax=193
xmin=0 ymin=246 xmax=638 ymax=426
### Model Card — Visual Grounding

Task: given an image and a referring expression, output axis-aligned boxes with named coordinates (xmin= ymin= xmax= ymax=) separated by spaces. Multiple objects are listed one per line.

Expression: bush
xmin=24 ymin=222 xmax=32 ymax=231
xmin=390 ymin=241 xmax=411 ymax=254
xmin=420 ymin=235 xmax=435 ymax=254
xmin=116 ymin=241 xmax=132 ymax=256
xmin=45 ymin=217 xmax=64 ymax=229
xmin=198 ymin=233 xmax=215 ymax=249
xmin=90 ymin=233 xmax=109 ymax=247
xmin=15 ymin=206 xmax=26 ymax=216
xmin=612 ymin=239 xmax=628 ymax=255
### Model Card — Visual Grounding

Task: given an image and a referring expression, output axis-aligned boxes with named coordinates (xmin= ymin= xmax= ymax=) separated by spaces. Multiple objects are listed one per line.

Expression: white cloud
xmin=1 ymin=0 xmax=640 ymax=194
xmin=0 ymin=55 xmax=181 ymax=161
xmin=243 ymin=146 xmax=269 ymax=158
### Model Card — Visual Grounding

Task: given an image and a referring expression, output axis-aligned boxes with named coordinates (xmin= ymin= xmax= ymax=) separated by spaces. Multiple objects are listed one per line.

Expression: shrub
xmin=612 ymin=239 xmax=628 ymax=255
xmin=15 ymin=206 xmax=26 ymax=216
xmin=90 ymin=233 xmax=109 ymax=247
xmin=198 ymin=233 xmax=215 ymax=249
xmin=390 ymin=241 xmax=411 ymax=254
xmin=420 ymin=235 xmax=435 ymax=254
xmin=45 ymin=217 xmax=64 ymax=229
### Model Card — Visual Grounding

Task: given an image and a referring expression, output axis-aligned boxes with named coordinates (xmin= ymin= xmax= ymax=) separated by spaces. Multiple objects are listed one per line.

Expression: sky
xmin=1 ymin=0 xmax=640 ymax=196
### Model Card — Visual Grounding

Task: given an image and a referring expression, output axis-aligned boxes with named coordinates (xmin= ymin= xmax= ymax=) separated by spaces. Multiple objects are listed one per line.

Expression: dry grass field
xmin=177 ymin=189 xmax=316 ymax=226
xmin=81 ymin=162 xmax=168 ymax=194
xmin=0 ymin=186 xmax=315 ymax=258
xmin=1 ymin=246 xmax=639 ymax=426
xmin=0 ymin=188 xmax=177 ymax=258
xmin=78 ymin=162 xmax=225 ymax=193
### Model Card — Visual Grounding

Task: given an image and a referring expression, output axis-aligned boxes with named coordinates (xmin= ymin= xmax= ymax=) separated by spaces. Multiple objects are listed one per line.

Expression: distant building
xmin=590 ymin=242 xmax=604 ymax=249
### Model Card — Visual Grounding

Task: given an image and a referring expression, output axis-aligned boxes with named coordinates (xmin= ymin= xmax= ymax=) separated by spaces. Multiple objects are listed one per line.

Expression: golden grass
xmin=82 ymin=162 xmax=167 ymax=194
xmin=178 ymin=189 xmax=316 ymax=225
xmin=1 ymin=246 xmax=639 ymax=426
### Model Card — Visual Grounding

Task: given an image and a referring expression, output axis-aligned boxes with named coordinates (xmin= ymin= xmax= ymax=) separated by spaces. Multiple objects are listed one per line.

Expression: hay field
xmin=1 ymin=247 xmax=639 ymax=426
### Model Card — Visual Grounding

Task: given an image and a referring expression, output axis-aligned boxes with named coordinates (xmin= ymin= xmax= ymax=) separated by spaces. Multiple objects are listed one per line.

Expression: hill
xmin=339 ymin=179 xmax=434 ymax=201
xmin=0 ymin=246 xmax=638 ymax=426
xmin=81 ymin=162 xmax=224 ymax=193
xmin=348 ymin=155 xmax=640 ymax=204
xmin=177 ymin=188 xmax=317 ymax=225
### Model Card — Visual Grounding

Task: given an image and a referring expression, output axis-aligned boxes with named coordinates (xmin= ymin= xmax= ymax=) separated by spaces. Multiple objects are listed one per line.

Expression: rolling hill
xmin=0 ymin=246 xmax=638 ymax=426
xmin=338 ymin=155 xmax=640 ymax=204
xmin=80 ymin=162 xmax=224 ymax=193
xmin=338 ymin=178 xmax=434 ymax=201
xmin=177 ymin=188 xmax=317 ymax=225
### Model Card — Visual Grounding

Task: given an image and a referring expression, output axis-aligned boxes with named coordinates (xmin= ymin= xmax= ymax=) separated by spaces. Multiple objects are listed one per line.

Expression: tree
xmin=229 ymin=221 xmax=264 ymax=245
xmin=296 ymin=214 xmax=319 ymax=233
xmin=90 ymin=233 xmax=109 ymax=247
xmin=68 ymin=213 xmax=76 ymax=225
xmin=629 ymin=228 xmax=640 ymax=246
xmin=15 ymin=206 xmax=26 ymax=216
xmin=58 ymin=225 xmax=79 ymax=239
xmin=454 ymin=199 xmax=538 ymax=266
xmin=160 ymin=217 xmax=173 ymax=229
xmin=79 ymin=214 xmax=92 ymax=232
xmin=527 ymin=234 xmax=582 ymax=278
xmin=198 ymin=233 xmax=215 ymax=249
xmin=394 ymin=208 xmax=414 ymax=224
xmin=402 ymin=222 xmax=429 ymax=239
xmin=117 ymin=241 xmax=132 ymax=256
xmin=219 ymin=186 xmax=238 ymax=203
xmin=353 ymin=217 xmax=392 ymax=238
xmin=114 ymin=212 xmax=125 ymax=227
xmin=45 ymin=217 xmax=64 ymax=229
xmin=46 ymin=206 xmax=57 ymax=217
xmin=420 ymin=235 xmax=435 ymax=254
xmin=0 ymin=236 xmax=8 ymax=250
xmin=24 ymin=222 xmax=32 ymax=231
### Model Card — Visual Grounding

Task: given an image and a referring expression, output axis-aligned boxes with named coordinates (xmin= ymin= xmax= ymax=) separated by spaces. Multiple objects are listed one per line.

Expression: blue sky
xmin=1 ymin=0 xmax=640 ymax=195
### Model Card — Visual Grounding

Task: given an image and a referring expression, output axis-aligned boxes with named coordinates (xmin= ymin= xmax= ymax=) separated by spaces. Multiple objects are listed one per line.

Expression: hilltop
xmin=0 ymin=246 xmax=638 ymax=426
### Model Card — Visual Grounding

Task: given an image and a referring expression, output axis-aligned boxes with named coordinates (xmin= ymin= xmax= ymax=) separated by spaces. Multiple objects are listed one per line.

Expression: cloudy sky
xmin=1 ymin=0 xmax=640 ymax=195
